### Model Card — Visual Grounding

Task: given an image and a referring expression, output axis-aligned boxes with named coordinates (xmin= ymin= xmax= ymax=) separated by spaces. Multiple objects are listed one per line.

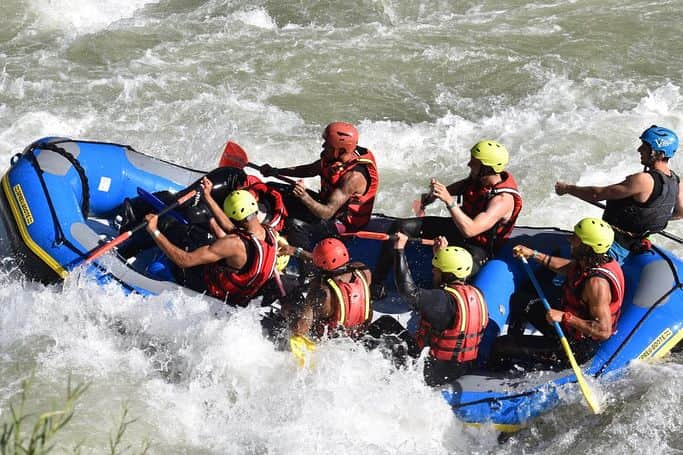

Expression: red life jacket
xmin=202 ymin=227 xmax=278 ymax=306
xmin=242 ymin=175 xmax=288 ymax=232
xmin=459 ymin=171 xmax=522 ymax=252
xmin=561 ymin=259 xmax=625 ymax=340
xmin=415 ymin=284 xmax=489 ymax=362
xmin=319 ymin=147 xmax=379 ymax=229
xmin=315 ymin=269 xmax=372 ymax=337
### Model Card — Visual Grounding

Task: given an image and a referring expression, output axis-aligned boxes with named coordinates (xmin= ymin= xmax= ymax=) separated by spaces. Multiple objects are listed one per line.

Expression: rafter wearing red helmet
xmin=280 ymin=237 xmax=373 ymax=340
xmin=260 ymin=122 xmax=379 ymax=253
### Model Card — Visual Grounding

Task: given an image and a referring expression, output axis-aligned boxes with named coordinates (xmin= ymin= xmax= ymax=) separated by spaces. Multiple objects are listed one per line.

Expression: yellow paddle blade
xmin=559 ymin=337 xmax=601 ymax=414
xmin=290 ymin=335 xmax=316 ymax=368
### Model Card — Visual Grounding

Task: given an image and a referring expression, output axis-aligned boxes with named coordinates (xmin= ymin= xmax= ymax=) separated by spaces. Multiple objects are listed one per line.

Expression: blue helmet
xmin=640 ymin=125 xmax=679 ymax=158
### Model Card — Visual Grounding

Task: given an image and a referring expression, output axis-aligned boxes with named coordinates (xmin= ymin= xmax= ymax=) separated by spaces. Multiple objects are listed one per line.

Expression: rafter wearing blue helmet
xmin=555 ymin=124 xmax=682 ymax=264
xmin=639 ymin=125 xmax=679 ymax=159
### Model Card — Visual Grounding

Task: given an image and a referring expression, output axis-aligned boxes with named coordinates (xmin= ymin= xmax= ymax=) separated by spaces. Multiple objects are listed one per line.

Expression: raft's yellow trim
xmin=465 ymin=421 xmax=525 ymax=433
xmin=2 ymin=174 xmax=68 ymax=279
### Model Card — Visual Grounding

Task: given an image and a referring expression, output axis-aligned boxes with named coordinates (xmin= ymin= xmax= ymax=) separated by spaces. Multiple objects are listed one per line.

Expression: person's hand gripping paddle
xmin=516 ymin=253 xmax=601 ymax=414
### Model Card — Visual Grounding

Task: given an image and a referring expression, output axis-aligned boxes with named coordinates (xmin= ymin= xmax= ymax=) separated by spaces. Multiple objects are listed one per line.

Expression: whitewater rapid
xmin=1 ymin=0 xmax=683 ymax=453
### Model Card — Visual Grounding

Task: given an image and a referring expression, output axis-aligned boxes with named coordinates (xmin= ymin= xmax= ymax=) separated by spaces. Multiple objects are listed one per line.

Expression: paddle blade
xmin=560 ymin=337 xmax=602 ymax=414
xmin=340 ymin=231 xmax=390 ymax=241
xmin=340 ymin=231 xmax=435 ymax=246
xmin=290 ymin=335 xmax=316 ymax=368
xmin=219 ymin=141 xmax=248 ymax=168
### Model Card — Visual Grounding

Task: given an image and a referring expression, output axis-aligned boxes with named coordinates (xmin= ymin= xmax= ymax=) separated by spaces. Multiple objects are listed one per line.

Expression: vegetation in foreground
xmin=0 ymin=375 xmax=150 ymax=454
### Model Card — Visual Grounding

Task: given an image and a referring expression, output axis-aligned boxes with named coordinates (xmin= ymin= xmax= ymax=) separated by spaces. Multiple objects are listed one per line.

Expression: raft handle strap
xmin=39 ymin=141 xmax=90 ymax=216
xmin=25 ymin=144 xmax=88 ymax=259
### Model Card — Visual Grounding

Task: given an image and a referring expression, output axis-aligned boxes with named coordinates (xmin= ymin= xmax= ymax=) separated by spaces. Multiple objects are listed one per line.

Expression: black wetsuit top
xmin=603 ymin=169 xmax=679 ymax=243
xmin=393 ymin=249 xmax=455 ymax=331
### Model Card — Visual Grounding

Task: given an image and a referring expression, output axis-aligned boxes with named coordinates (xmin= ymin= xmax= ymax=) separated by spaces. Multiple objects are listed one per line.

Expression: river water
xmin=1 ymin=0 xmax=682 ymax=453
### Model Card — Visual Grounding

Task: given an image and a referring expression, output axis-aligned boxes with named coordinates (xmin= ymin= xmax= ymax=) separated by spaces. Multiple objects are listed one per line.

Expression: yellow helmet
xmin=573 ymin=217 xmax=614 ymax=254
xmin=222 ymin=190 xmax=258 ymax=221
xmin=470 ymin=140 xmax=509 ymax=173
xmin=431 ymin=246 xmax=473 ymax=279
xmin=275 ymin=234 xmax=290 ymax=272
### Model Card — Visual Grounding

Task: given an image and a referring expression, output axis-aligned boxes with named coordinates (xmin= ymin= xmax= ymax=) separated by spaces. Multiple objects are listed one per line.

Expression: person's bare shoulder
xmin=209 ymin=232 xmax=244 ymax=255
xmin=340 ymin=168 xmax=369 ymax=195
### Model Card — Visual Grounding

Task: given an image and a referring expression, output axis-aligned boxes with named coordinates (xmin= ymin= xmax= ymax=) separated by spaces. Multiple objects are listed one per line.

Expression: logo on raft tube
xmin=637 ymin=328 xmax=672 ymax=360
xmin=13 ymin=184 xmax=34 ymax=226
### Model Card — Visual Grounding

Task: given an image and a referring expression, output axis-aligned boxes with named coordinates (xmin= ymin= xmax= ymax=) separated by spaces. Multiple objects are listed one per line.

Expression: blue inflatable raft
xmin=0 ymin=137 xmax=211 ymax=296
xmin=346 ymin=211 xmax=683 ymax=431
xmin=2 ymin=137 xmax=682 ymax=432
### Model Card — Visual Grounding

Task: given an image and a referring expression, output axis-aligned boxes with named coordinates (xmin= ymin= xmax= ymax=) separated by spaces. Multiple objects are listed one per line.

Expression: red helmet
xmin=322 ymin=122 xmax=359 ymax=155
xmin=312 ymin=238 xmax=349 ymax=271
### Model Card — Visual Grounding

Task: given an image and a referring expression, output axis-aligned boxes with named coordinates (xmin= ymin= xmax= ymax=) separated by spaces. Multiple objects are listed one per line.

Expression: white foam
xmin=2 ymin=2 xmax=683 ymax=449
xmin=0 ymin=272 xmax=493 ymax=453
xmin=28 ymin=0 xmax=157 ymax=34
xmin=232 ymin=7 xmax=277 ymax=30
xmin=0 ymin=111 xmax=94 ymax=162
xmin=634 ymin=83 xmax=683 ymax=125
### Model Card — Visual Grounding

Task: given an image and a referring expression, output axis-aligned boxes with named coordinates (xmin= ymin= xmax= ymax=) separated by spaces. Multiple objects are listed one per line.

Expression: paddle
xmin=570 ymin=195 xmax=683 ymax=244
xmin=412 ymin=189 xmax=434 ymax=217
xmin=136 ymin=187 xmax=189 ymax=225
xmin=219 ymin=141 xmax=298 ymax=185
xmin=290 ymin=334 xmax=316 ymax=367
xmin=340 ymin=230 xmax=435 ymax=246
xmin=85 ymin=190 xmax=198 ymax=263
xmin=519 ymin=257 xmax=601 ymax=414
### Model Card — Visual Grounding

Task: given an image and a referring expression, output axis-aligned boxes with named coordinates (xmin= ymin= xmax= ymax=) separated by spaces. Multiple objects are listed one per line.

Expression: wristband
xmin=447 ymin=200 xmax=457 ymax=209
xmin=294 ymin=247 xmax=303 ymax=258
xmin=561 ymin=311 xmax=573 ymax=325
xmin=531 ymin=250 xmax=539 ymax=259
xmin=152 ymin=229 xmax=161 ymax=238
